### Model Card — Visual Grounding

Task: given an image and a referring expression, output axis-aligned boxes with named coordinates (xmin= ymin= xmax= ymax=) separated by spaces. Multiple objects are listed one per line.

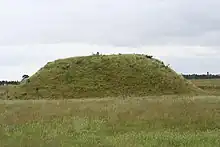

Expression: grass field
xmin=1 ymin=96 xmax=220 ymax=146
xmin=191 ymin=79 xmax=220 ymax=95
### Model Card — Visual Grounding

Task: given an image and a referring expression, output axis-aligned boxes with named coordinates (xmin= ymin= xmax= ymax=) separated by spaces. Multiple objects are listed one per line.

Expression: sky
xmin=0 ymin=0 xmax=220 ymax=80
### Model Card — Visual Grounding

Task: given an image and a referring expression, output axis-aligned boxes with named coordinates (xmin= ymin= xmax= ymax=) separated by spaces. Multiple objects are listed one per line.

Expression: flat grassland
xmin=191 ymin=78 xmax=220 ymax=95
xmin=1 ymin=95 xmax=220 ymax=147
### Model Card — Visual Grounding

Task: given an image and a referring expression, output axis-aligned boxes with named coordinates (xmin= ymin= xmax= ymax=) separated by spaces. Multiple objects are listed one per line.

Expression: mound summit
xmin=9 ymin=54 xmax=200 ymax=99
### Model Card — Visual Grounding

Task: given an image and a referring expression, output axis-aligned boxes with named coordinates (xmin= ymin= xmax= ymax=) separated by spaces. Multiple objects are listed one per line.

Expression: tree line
xmin=0 ymin=80 xmax=20 ymax=86
xmin=0 ymin=75 xmax=29 ymax=86
xmin=182 ymin=74 xmax=220 ymax=79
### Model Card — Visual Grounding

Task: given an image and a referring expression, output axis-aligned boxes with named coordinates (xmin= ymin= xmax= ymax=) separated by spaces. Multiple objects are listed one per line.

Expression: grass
xmin=1 ymin=96 xmax=220 ymax=146
xmin=6 ymin=54 xmax=201 ymax=100
xmin=191 ymin=79 xmax=220 ymax=95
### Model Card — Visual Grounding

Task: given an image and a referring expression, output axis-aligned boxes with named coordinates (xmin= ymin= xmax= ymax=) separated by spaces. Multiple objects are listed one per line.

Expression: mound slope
xmin=9 ymin=54 xmax=201 ymax=99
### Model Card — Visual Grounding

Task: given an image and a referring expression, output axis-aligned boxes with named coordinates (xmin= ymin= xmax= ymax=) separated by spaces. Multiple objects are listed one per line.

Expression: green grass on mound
xmin=7 ymin=54 xmax=201 ymax=100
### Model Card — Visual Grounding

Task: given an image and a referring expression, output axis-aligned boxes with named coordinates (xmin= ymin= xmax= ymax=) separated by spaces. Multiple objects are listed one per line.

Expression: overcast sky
xmin=0 ymin=0 xmax=220 ymax=80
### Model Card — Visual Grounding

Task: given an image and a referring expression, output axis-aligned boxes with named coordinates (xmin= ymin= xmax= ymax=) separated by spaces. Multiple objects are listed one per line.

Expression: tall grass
xmin=191 ymin=79 xmax=220 ymax=95
xmin=0 ymin=96 xmax=220 ymax=146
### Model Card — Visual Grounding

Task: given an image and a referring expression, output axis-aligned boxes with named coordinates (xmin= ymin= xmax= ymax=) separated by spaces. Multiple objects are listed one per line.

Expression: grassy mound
xmin=8 ymin=54 xmax=201 ymax=99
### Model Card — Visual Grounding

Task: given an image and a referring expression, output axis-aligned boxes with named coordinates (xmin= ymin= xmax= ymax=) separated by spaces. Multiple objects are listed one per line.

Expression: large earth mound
xmin=8 ymin=54 xmax=201 ymax=99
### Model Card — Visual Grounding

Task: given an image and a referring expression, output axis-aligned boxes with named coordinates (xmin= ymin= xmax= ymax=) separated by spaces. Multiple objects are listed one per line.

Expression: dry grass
xmin=0 ymin=95 xmax=220 ymax=146
xmin=191 ymin=79 xmax=220 ymax=95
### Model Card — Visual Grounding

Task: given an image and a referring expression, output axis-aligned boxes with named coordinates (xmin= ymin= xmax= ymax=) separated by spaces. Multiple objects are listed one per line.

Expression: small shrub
xmin=145 ymin=55 xmax=153 ymax=59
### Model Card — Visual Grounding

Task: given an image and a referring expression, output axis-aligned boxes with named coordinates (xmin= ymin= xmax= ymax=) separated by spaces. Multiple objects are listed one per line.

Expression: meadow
xmin=191 ymin=79 xmax=220 ymax=95
xmin=0 ymin=94 xmax=220 ymax=146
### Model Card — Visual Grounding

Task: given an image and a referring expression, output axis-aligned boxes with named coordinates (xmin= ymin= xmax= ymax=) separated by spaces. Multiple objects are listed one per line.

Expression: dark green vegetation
xmin=6 ymin=54 xmax=201 ymax=100
xmin=183 ymin=74 xmax=220 ymax=80
xmin=1 ymin=96 xmax=220 ymax=147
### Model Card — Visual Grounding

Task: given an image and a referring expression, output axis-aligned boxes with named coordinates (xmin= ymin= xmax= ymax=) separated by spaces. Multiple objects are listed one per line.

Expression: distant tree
xmin=20 ymin=75 xmax=30 ymax=84
xmin=22 ymin=75 xmax=29 ymax=79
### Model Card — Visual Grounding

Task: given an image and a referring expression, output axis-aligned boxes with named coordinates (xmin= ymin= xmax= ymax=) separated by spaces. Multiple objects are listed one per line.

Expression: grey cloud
xmin=1 ymin=0 xmax=220 ymax=47
xmin=160 ymin=56 xmax=220 ymax=74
